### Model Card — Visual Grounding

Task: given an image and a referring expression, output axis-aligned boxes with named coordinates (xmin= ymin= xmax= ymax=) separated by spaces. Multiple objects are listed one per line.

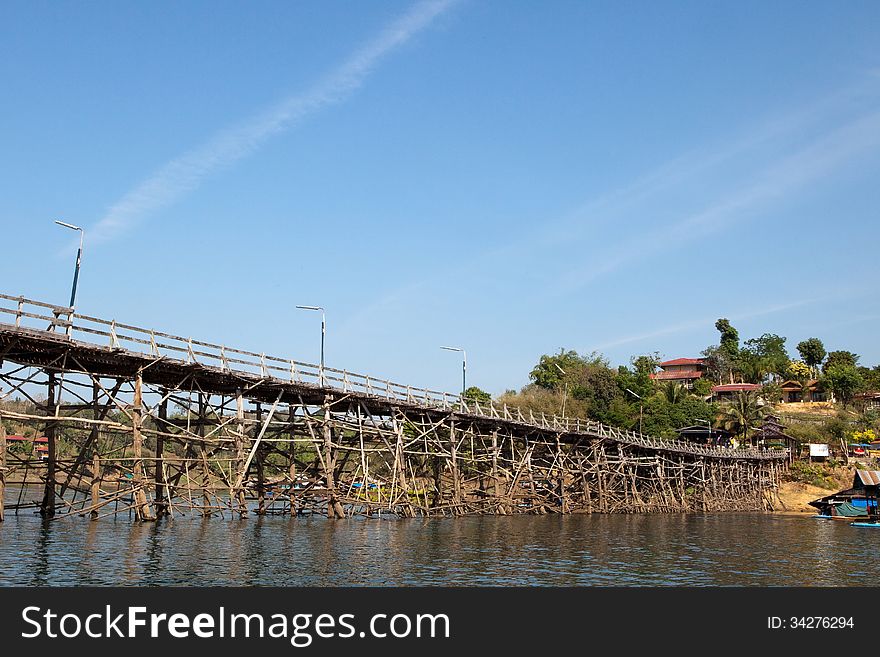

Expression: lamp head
xmin=55 ymin=220 xmax=82 ymax=232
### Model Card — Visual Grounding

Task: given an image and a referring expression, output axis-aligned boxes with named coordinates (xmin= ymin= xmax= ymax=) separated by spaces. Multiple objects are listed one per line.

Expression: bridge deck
xmin=0 ymin=294 xmax=785 ymax=461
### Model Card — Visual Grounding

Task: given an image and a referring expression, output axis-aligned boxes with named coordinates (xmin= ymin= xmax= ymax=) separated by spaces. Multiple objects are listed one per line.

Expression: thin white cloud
xmin=465 ymin=75 xmax=880 ymax=269
xmin=90 ymin=0 xmax=459 ymax=245
xmin=591 ymin=297 xmax=825 ymax=352
xmin=557 ymin=108 xmax=880 ymax=293
xmin=336 ymin=73 xmax=880 ymax=318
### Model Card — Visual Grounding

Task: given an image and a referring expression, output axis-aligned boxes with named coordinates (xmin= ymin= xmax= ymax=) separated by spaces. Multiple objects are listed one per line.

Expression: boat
xmin=809 ymin=470 xmax=880 ymax=519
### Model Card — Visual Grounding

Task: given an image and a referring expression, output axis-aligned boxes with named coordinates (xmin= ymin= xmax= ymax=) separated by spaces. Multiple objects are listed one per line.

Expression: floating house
xmin=809 ymin=470 xmax=880 ymax=519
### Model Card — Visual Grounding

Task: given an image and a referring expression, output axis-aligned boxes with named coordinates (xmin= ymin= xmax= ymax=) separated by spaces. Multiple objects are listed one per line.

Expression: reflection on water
xmin=1 ymin=493 xmax=878 ymax=586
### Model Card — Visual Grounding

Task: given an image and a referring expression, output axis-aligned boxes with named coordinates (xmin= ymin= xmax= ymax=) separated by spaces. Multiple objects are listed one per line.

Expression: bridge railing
xmin=0 ymin=294 xmax=460 ymax=408
xmin=0 ymin=294 xmax=786 ymax=461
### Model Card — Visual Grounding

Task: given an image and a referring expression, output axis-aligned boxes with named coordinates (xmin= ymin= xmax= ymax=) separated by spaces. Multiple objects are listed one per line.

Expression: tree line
xmin=462 ymin=318 xmax=880 ymax=444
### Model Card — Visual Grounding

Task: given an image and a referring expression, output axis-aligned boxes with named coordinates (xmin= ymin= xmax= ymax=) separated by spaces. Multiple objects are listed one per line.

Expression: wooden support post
xmin=132 ymin=373 xmax=155 ymax=521
xmin=390 ymin=412 xmax=412 ymax=517
xmin=90 ymin=451 xmax=101 ymax=520
xmin=357 ymin=404 xmax=370 ymax=516
xmin=234 ymin=390 xmax=247 ymax=517
xmin=450 ymin=420 xmax=461 ymax=507
xmin=525 ymin=446 xmax=544 ymax=514
xmin=556 ymin=436 xmax=567 ymax=513
xmin=491 ymin=429 xmax=506 ymax=514
xmin=255 ymin=402 xmax=265 ymax=516
xmin=700 ymin=458 xmax=707 ymax=511
xmin=432 ymin=451 xmax=443 ymax=508
xmin=322 ymin=397 xmax=345 ymax=518
xmin=154 ymin=396 xmax=168 ymax=518
xmin=580 ymin=454 xmax=592 ymax=513
xmin=288 ymin=404 xmax=297 ymax=516
xmin=0 ymin=421 xmax=6 ymax=522
xmin=198 ymin=392 xmax=211 ymax=516
xmin=678 ymin=457 xmax=686 ymax=511
xmin=40 ymin=372 xmax=57 ymax=517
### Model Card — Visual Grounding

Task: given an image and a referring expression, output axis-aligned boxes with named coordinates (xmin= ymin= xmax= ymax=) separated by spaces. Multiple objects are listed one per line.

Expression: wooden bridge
xmin=0 ymin=294 xmax=787 ymax=521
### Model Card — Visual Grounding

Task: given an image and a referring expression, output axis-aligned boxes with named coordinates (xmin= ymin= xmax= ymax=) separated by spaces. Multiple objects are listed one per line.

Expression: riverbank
xmin=775 ymin=461 xmax=857 ymax=514
xmin=776 ymin=480 xmax=832 ymax=514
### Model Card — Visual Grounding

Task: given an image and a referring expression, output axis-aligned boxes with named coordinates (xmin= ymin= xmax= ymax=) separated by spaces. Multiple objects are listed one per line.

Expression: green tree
xmin=640 ymin=393 xmax=717 ymax=440
xmin=662 ymin=382 xmax=687 ymax=405
xmin=823 ymin=350 xmax=859 ymax=373
xmin=857 ymin=365 xmax=880 ymax=392
xmin=573 ymin=363 xmax=620 ymax=422
xmin=761 ymin=381 xmax=783 ymax=404
xmin=719 ymin=391 xmax=765 ymax=444
xmin=796 ymin=338 xmax=826 ymax=376
xmin=740 ymin=333 xmax=789 ymax=381
xmin=463 ymin=386 xmax=491 ymax=403
xmin=616 ymin=367 xmax=651 ymax=404
xmin=692 ymin=377 xmax=713 ymax=397
xmin=631 ymin=353 xmax=661 ymax=377
xmin=701 ymin=345 xmax=731 ymax=384
xmin=715 ymin=318 xmax=740 ymax=361
xmin=527 ymin=349 xmax=624 ymax=423
xmin=737 ymin=357 xmax=769 ymax=384
xmin=824 ymin=364 xmax=864 ymax=406
xmin=529 ymin=349 xmax=585 ymax=389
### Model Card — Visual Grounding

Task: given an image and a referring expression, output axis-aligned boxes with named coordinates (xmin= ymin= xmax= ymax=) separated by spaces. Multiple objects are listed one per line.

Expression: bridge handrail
xmin=0 ymin=295 xmax=787 ymax=461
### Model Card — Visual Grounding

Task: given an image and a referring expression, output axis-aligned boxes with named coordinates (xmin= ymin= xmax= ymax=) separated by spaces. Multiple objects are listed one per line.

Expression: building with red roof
xmin=711 ymin=382 xmax=761 ymax=402
xmin=650 ymin=357 xmax=707 ymax=389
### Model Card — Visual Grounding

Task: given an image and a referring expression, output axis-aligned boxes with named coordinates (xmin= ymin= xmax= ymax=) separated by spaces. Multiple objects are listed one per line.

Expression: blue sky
xmin=2 ymin=0 xmax=879 ymax=396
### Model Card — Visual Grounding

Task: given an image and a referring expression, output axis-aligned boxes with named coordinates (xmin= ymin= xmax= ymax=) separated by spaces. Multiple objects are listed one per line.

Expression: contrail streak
xmin=91 ymin=0 xmax=458 ymax=244
xmin=591 ymin=298 xmax=822 ymax=352
xmin=557 ymin=107 xmax=880 ymax=293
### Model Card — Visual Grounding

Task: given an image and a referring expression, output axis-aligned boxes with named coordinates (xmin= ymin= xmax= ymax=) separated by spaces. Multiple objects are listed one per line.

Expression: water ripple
xmin=0 ymin=510 xmax=877 ymax=586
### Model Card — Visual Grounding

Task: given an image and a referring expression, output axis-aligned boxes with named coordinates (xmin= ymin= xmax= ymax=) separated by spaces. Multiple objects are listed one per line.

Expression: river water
xmin=1 ymin=500 xmax=877 ymax=586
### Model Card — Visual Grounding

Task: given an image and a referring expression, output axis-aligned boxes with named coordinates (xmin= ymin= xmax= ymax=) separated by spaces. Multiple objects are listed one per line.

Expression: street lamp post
xmin=441 ymin=346 xmax=466 ymax=400
xmin=296 ymin=305 xmax=325 ymax=386
xmin=625 ymin=388 xmax=643 ymax=435
xmin=554 ymin=363 xmax=568 ymax=418
xmin=694 ymin=418 xmax=714 ymax=445
xmin=54 ymin=221 xmax=83 ymax=310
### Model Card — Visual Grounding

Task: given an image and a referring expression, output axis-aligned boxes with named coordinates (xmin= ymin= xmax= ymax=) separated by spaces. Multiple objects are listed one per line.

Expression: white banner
xmin=809 ymin=443 xmax=829 ymax=457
